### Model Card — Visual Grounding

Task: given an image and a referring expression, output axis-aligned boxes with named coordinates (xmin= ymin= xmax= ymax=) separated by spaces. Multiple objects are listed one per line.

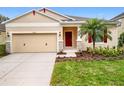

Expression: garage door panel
xmin=12 ymin=34 xmax=57 ymax=52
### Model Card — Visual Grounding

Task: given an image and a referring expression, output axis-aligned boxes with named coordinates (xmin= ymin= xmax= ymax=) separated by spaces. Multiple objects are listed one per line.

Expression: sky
xmin=0 ymin=7 xmax=124 ymax=20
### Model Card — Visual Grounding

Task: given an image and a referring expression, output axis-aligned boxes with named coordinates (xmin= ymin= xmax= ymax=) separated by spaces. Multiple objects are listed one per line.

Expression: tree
xmin=118 ymin=32 xmax=124 ymax=47
xmin=0 ymin=14 xmax=9 ymax=24
xmin=79 ymin=18 xmax=112 ymax=50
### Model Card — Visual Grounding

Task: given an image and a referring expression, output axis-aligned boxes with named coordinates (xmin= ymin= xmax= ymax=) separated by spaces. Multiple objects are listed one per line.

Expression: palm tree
xmin=79 ymin=18 xmax=112 ymax=50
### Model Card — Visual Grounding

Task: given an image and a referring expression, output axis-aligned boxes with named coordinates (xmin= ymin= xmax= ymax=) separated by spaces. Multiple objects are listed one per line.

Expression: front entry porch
xmin=57 ymin=26 xmax=82 ymax=57
xmin=63 ymin=27 xmax=77 ymax=49
xmin=57 ymin=48 xmax=77 ymax=58
xmin=58 ymin=26 xmax=82 ymax=53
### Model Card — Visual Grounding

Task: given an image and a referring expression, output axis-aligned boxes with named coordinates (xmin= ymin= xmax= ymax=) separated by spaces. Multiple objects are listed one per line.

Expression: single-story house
xmin=3 ymin=8 xmax=120 ymax=53
xmin=0 ymin=24 xmax=6 ymax=45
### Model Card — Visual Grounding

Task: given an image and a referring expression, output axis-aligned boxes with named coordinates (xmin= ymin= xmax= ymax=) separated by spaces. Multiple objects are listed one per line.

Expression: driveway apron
xmin=0 ymin=53 xmax=56 ymax=86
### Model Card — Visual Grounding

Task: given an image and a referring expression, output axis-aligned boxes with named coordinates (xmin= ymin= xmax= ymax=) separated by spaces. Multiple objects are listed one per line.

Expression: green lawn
xmin=50 ymin=60 xmax=124 ymax=86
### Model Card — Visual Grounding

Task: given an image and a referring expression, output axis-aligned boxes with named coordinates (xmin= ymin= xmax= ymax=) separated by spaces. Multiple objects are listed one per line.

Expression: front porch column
xmin=58 ymin=26 xmax=64 ymax=52
xmin=6 ymin=32 xmax=12 ymax=53
xmin=59 ymin=40 xmax=64 ymax=52
xmin=77 ymin=26 xmax=82 ymax=52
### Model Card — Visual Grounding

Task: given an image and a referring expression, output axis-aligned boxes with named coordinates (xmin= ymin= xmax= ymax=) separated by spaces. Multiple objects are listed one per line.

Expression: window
xmin=95 ymin=30 xmax=103 ymax=42
xmin=88 ymin=30 xmax=107 ymax=43
xmin=95 ymin=37 xmax=103 ymax=42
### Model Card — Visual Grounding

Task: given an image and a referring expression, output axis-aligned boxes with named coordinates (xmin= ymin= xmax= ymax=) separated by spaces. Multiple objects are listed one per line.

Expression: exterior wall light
xmin=7 ymin=32 xmax=10 ymax=37
xmin=59 ymin=32 xmax=61 ymax=36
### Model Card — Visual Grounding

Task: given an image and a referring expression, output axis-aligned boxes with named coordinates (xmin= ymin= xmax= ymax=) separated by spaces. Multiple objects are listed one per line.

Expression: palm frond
xmin=107 ymin=30 xmax=112 ymax=34
xmin=96 ymin=31 xmax=104 ymax=40
xmin=80 ymin=18 xmax=113 ymax=43
xmin=107 ymin=34 xmax=112 ymax=41
xmin=85 ymin=34 xmax=88 ymax=41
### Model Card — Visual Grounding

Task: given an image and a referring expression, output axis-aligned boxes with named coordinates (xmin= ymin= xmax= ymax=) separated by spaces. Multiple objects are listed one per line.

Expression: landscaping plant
xmin=80 ymin=18 xmax=112 ymax=50
xmin=87 ymin=47 xmax=124 ymax=57
xmin=0 ymin=44 xmax=6 ymax=56
xmin=118 ymin=32 xmax=124 ymax=47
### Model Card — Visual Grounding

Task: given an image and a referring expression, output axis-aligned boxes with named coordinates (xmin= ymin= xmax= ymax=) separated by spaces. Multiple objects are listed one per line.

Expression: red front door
xmin=65 ymin=32 xmax=72 ymax=47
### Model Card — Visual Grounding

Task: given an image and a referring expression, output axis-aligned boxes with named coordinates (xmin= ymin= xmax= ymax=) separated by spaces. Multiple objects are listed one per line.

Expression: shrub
xmin=87 ymin=47 xmax=93 ymax=53
xmin=87 ymin=47 xmax=124 ymax=57
xmin=0 ymin=44 xmax=6 ymax=55
xmin=117 ymin=47 xmax=124 ymax=54
xmin=118 ymin=32 xmax=124 ymax=47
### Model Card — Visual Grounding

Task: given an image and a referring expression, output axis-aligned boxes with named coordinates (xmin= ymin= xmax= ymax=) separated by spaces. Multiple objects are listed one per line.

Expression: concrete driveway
xmin=0 ymin=53 xmax=56 ymax=86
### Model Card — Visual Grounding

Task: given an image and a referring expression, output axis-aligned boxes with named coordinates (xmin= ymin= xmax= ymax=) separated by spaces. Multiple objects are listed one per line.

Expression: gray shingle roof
xmin=67 ymin=15 xmax=90 ymax=21
xmin=111 ymin=12 xmax=124 ymax=21
xmin=67 ymin=15 xmax=116 ymax=25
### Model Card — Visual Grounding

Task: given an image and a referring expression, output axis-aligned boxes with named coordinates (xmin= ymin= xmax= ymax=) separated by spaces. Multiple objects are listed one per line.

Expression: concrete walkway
xmin=0 ymin=53 xmax=56 ymax=86
xmin=57 ymin=49 xmax=77 ymax=58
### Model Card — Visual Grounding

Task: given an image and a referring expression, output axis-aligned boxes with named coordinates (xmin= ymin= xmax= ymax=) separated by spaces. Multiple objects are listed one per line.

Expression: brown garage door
xmin=12 ymin=33 xmax=57 ymax=53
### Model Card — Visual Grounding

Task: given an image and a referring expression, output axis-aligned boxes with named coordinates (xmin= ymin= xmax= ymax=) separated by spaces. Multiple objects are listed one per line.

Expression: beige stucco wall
xmin=6 ymin=27 xmax=60 ymax=33
xmin=0 ymin=32 xmax=6 ymax=45
xmin=40 ymin=9 xmax=69 ymax=21
xmin=116 ymin=18 xmax=124 ymax=37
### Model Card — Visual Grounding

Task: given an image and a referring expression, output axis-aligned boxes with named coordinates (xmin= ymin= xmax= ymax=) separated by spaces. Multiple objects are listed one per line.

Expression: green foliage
xmin=118 ymin=32 xmax=124 ymax=47
xmin=0 ymin=14 xmax=9 ymax=23
xmin=87 ymin=47 xmax=93 ymax=53
xmin=0 ymin=44 xmax=6 ymax=55
xmin=80 ymin=18 xmax=112 ymax=49
xmin=87 ymin=47 xmax=123 ymax=57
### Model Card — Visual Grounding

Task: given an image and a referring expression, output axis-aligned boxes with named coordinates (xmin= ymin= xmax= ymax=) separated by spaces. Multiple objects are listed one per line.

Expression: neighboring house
xmin=111 ymin=12 xmax=124 ymax=37
xmin=3 ymin=8 xmax=118 ymax=53
xmin=0 ymin=24 xmax=6 ymax=45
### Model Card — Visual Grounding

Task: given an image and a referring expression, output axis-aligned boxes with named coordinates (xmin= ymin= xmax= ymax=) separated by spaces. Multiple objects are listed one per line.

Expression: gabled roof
xmin=2 ymin=8 xmax=117 ymax=25
xmin=2 ymin=10 xmax=61 ymax=24
xmin=67 ymin=15 xmax=90 ymax=21
xmin=39 ymin=8 xmax=76 ymax=21
xmin=111 ymin=12 xmax=124 ymax=21
xmin=67 ymin=15 xmax=116 ymax=25
xmin=0 ymin=24 xmax=5 ymax=32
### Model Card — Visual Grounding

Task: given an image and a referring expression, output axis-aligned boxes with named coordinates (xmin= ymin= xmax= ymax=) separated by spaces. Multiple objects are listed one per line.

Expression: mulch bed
xmin=56 ymin=51 xmax=124 ymax=62
xmin=57 ymin=52 xmax=66 ymax=55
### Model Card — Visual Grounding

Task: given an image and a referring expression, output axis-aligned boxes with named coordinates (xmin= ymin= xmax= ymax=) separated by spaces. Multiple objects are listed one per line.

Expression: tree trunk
xmin=93 ymin=41 xmax=95 ymax=50
xmin=92 ymin=30 xmax=96 ymax=50
xmin=92 ymin=30 xmax=96 ymax=57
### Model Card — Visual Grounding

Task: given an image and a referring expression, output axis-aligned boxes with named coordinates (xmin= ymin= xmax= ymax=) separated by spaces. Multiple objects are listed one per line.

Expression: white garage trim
xmin=6 ymin=23 xmax=60 ymax=27
xmin=57 ymin=31 xmax=59 ymax=52
xmin=9 ymin=31 xmax=58 ymax=34
xmin=6 ymin=32 xmax=13 ymax=53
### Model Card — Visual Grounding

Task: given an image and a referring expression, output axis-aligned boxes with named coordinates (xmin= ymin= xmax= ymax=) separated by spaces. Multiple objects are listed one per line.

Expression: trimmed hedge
xmin=0 ymin=44 xmax=6 ymax=55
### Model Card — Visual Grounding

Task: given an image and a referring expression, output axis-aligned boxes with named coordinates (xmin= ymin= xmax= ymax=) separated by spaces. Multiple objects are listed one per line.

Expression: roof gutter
xmin=60 ymin=21 xmax=86 ymax=24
